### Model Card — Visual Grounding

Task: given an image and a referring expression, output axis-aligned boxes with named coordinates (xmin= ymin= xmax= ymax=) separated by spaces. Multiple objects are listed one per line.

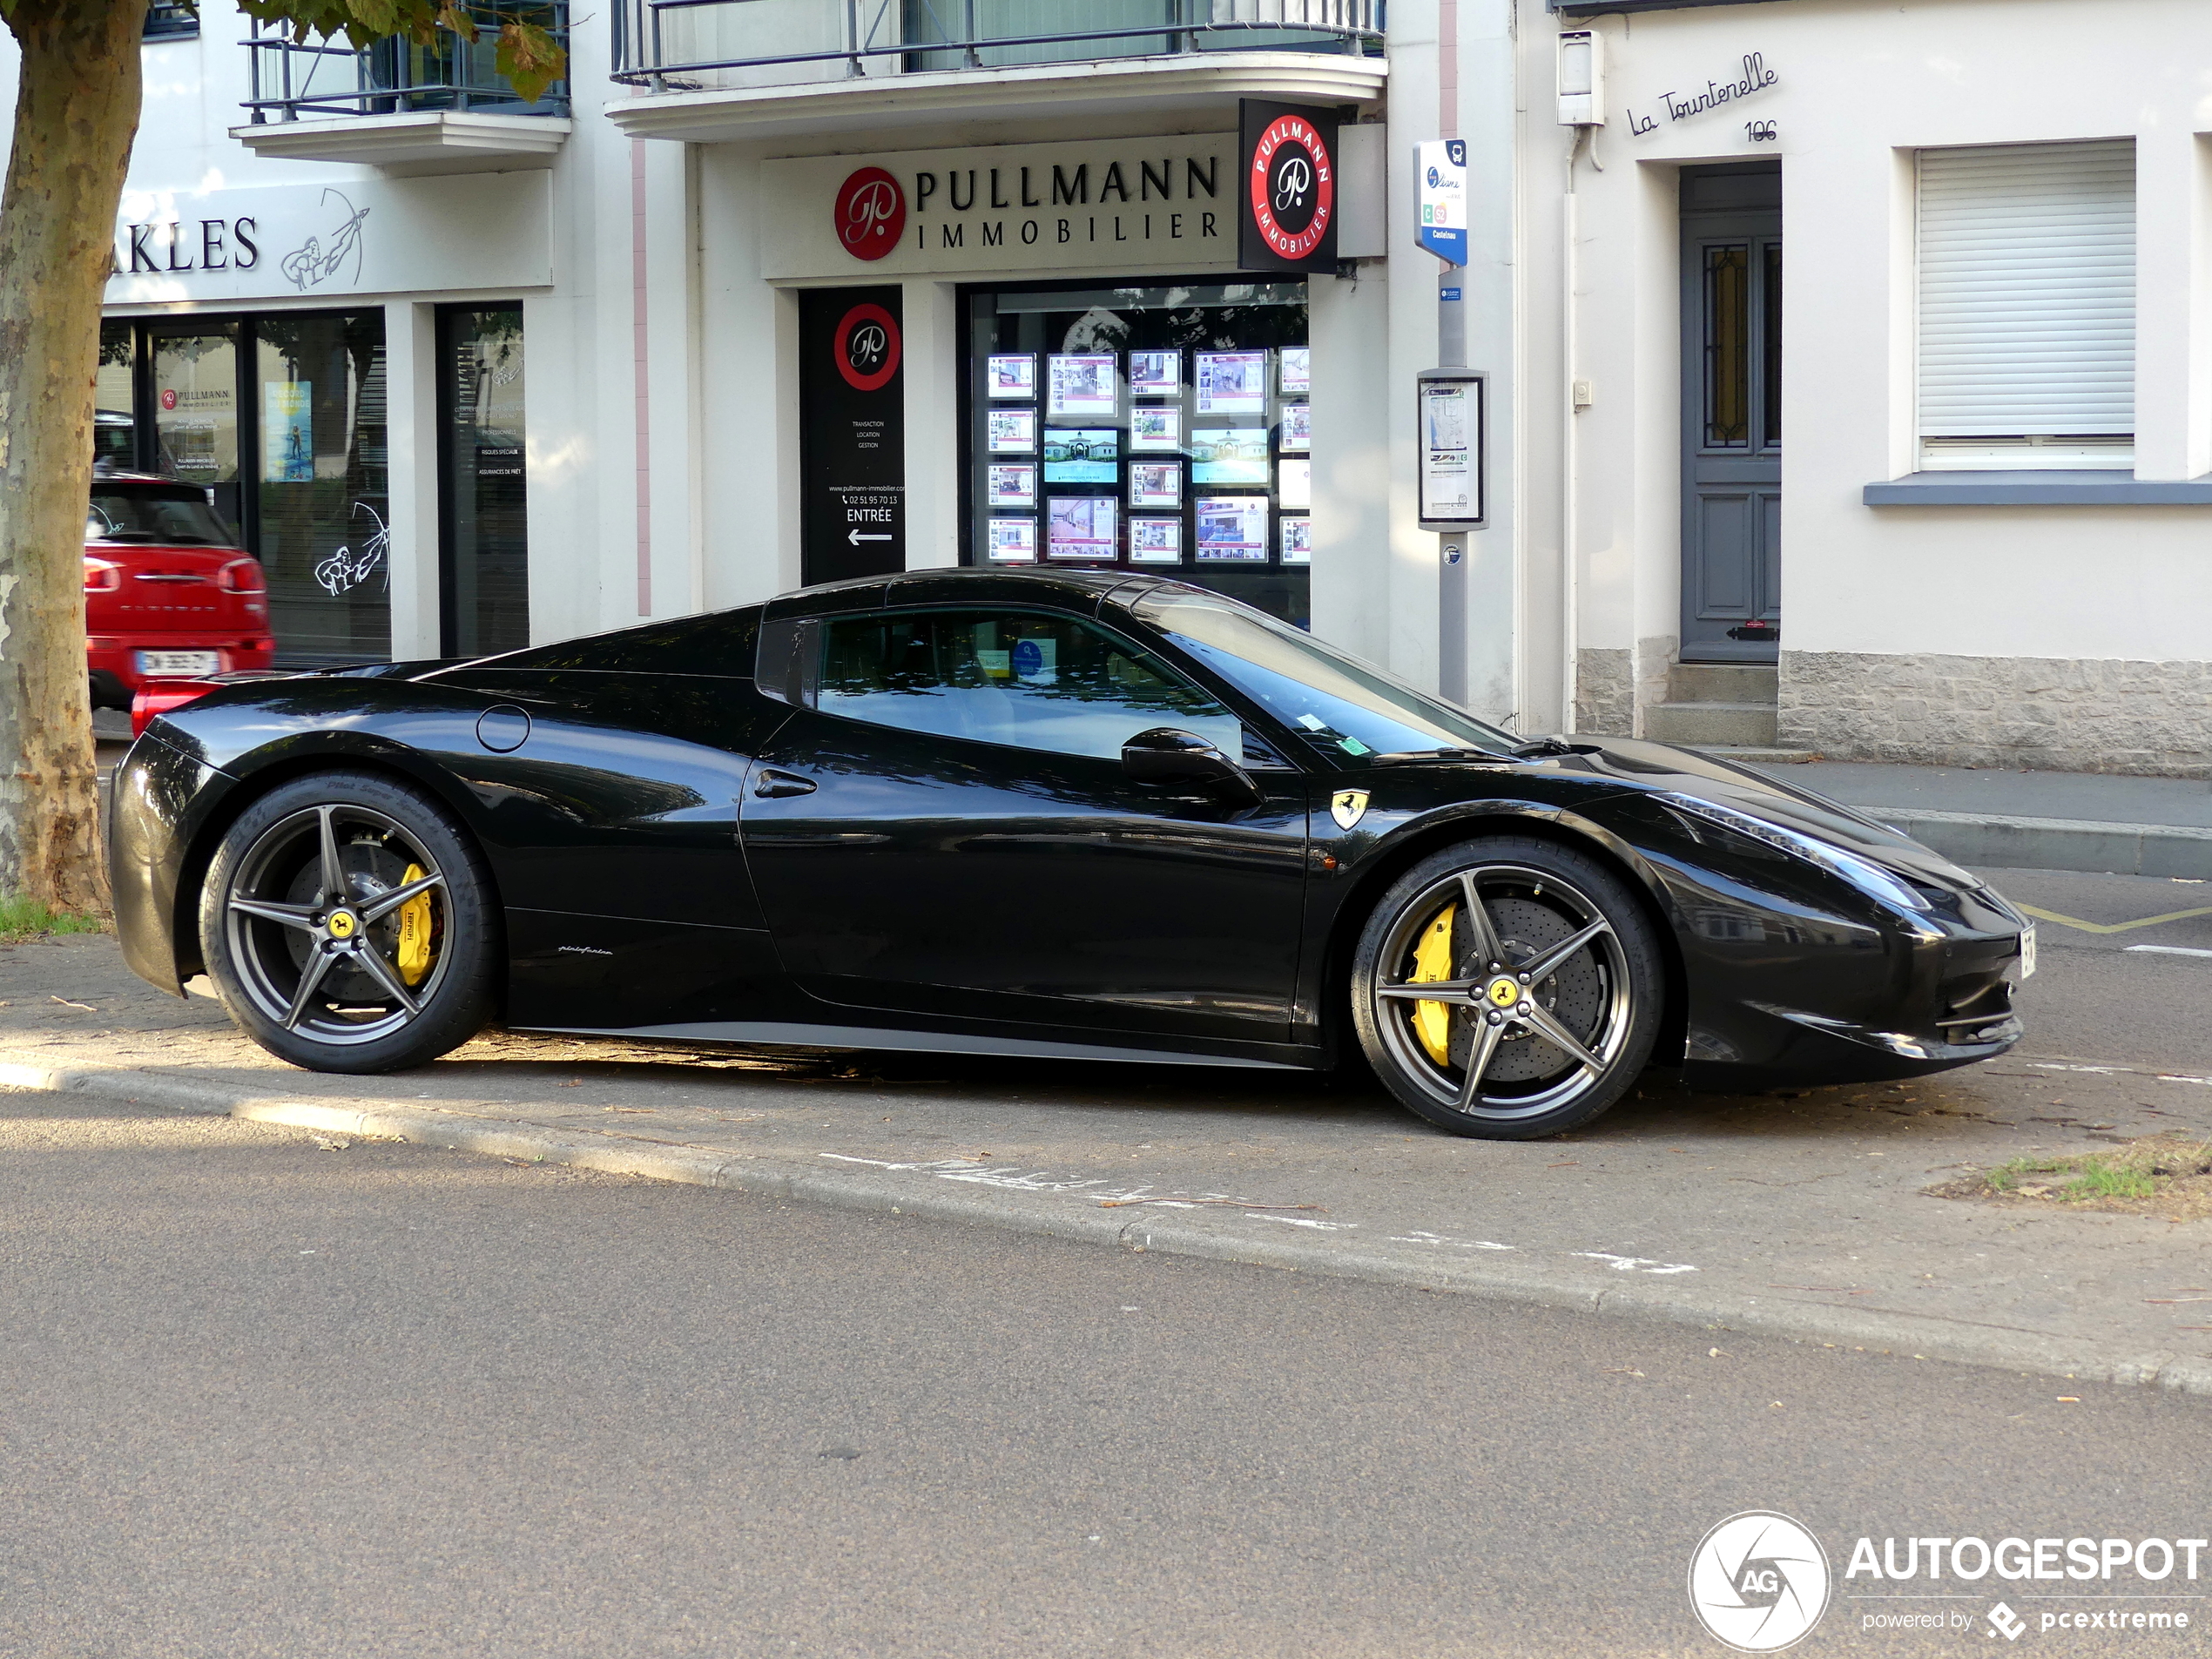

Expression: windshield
xmin=87 ymin=482 xmax=237 ymax=547
xmin=1132 ymin=589 xmax=1518 ymax=765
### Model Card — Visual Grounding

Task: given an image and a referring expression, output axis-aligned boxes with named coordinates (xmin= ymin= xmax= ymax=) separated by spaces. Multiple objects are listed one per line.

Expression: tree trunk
xmin=0 ymin=0 xmax=149 ymax=914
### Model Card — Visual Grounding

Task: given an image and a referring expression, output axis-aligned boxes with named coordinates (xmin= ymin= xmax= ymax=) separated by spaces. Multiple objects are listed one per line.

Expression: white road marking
xmin=2124 ymin=944 xmax=2212 ymax=959
xmin=2027 ymin=1061 xmax=2212 ymax=1089
xmin=1573 ymin=1251 xmax=1699 ymax=1275
xmin=1388 ymin=1231 xmax=1515 ymax=1251
xmin=824 ymin=1152 xmax=1710 ymax=1277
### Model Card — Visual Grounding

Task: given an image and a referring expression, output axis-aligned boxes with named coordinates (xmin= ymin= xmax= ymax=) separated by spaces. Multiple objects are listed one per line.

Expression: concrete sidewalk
xmin=1750 ymin=758 xmax=2212 ymax=877
xmin=8 ymin=933 xmax=2212 ymax=1398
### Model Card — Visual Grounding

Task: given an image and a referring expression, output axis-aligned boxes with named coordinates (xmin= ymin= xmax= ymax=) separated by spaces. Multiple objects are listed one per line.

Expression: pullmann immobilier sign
xmin=759 ymin=133 xmax=1247 ymax=281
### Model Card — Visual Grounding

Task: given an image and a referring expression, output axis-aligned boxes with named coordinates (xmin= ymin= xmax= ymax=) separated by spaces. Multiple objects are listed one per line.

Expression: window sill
xmin=1863 ymin=471 xmax=2212 ymax=507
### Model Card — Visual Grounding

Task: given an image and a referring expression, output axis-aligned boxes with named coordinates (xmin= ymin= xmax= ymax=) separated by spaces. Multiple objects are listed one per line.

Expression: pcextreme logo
xmin=1689 ymin=1512 xmax=1831 ymax=1651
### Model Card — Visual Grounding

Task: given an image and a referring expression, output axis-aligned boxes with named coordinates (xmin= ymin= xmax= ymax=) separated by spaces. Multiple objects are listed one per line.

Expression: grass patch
xmin=1939 ymin=1134 xmax=2212 ymax=1221
xmin=0 ymin=896 xmax=108 ymax=945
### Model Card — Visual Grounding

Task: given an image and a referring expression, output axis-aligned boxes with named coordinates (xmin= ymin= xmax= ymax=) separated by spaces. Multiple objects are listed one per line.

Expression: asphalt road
xmin=1975 ymin=865 xmax=2212 ymax=1072
xmin=3 ymin=1094 xmax=2208 ymax=1659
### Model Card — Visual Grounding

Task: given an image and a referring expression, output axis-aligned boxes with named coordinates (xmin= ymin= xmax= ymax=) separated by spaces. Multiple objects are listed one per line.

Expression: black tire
xmin=1350 ymin=836 xmax=1663 ymax=1139
xmin=198 ymin=769 xmax=499 ymax=1074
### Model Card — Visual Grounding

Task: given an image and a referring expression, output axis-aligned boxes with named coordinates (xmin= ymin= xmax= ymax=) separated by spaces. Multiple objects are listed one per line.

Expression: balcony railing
xmin=610 ymin=0 xmax=1382 ymax=93
xmin=244 ymin=4 xmax=570 ymax=122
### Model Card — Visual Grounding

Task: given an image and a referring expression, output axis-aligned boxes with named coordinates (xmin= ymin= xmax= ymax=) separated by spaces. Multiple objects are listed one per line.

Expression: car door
xmin=738 ymin=604 xmax=1309 ymax=1045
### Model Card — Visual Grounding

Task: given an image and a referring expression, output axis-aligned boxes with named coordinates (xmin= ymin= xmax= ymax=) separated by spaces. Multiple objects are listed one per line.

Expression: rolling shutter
xmin=1918 ymin=141 xmax=2135 ymax=440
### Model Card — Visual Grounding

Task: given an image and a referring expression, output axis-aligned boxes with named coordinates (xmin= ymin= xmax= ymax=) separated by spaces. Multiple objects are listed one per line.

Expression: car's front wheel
xmin=198 ymin=770 xmax=499 ymax=1073
xmin=1351 ymin=837 xmax=1662 ymax=1139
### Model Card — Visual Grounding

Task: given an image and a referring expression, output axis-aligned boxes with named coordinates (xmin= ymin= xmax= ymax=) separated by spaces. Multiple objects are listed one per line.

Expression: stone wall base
xmin=1778 ymin=651 xmax=2212 ymax=779
xmin=1575 ymin=648 xmax=1634 ymax=736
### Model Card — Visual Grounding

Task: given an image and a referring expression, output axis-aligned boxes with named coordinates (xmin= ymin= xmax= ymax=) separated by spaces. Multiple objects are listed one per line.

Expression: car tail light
xmin=132 ymin=678 xmax=221 ymax=738
xmin=216 ymin=557 xmax=266 ymax=594
xmin=84 ymin=557 xmax=121 ymax=592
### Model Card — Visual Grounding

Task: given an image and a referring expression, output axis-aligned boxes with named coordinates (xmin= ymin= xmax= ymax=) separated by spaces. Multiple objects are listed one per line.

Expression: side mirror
xmin=1121 ymin=727 xmax=1263 ymax=806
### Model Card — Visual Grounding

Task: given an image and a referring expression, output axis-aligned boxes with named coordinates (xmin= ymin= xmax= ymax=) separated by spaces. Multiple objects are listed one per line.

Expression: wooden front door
xmin=1680 ymin=164 xmax=1782 ymax=664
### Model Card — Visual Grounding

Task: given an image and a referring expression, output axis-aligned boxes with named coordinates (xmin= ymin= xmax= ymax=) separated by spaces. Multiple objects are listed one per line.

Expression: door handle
xmin=753 ymin=768 xmax=817 ymax=799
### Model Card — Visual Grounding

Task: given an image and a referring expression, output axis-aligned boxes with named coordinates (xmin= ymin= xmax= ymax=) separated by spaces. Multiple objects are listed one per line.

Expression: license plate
xmin=2019 ymin=924 xmax=2038 ymax=980
xmin=136 ymin=650 xmax=219 ymax=678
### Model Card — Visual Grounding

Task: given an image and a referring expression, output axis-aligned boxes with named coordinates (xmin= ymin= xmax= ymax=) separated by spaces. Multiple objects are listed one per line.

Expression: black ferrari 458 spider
xmin=109 ymin=569 xmax=2033 ymax=1140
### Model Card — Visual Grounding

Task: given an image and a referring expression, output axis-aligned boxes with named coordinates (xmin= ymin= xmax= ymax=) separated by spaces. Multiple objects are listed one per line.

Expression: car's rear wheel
xmin=1351 ymin=838 xmax=1662 ymax=1139
xmin=199 ymin=771 xmax=498 ymax=1073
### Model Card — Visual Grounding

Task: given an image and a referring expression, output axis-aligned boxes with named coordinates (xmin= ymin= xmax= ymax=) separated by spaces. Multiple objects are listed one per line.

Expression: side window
xmin=815 ymin=610 xmax=1246 ymax=764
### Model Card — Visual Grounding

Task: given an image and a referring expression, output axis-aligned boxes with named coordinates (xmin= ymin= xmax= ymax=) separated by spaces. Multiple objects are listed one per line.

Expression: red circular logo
xmin=1246 ymin=114 xmax=1334 ymax=263
xmin=833 ymin=167 xmax=906 ymax=261
xmin=159 ymin=388 xmax=179 ymax=411
xmin=833 ymin=303 xmax=900 ymax=392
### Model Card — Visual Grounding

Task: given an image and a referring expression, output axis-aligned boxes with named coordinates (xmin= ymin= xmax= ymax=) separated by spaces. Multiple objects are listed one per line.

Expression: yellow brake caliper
xmin=1408 ymin=904 xmax=1457 ymax=1065
xmin=395 ymin=862 xmax=434 ymax=986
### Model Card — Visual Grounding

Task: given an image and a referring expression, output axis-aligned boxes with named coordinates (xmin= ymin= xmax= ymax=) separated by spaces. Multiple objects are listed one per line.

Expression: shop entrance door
xmin=1679 ymin=163 xmax=1781 ymax=663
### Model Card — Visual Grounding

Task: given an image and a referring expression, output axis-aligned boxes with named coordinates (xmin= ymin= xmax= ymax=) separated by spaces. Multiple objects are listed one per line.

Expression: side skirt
xmin=509 ymin=1020 xmax=1321 ymax=1071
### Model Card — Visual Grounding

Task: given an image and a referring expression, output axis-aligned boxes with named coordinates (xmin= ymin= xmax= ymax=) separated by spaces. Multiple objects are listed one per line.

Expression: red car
xmin=85 ymin=473 xmax=274 ymax=711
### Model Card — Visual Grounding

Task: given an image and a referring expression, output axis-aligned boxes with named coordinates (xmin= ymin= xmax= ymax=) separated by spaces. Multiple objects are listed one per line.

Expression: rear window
xmin=87 ymin=482 xmax=236 ymax=547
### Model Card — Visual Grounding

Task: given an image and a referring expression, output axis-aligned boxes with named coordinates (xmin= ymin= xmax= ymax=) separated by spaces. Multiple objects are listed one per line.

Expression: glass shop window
xmin=816 ymin=608 xmax=1244 ymax=763
xmin=254 ymin=312 xmax=391 ymax=664
xmin=439 ymin=305 xmax=529 ymax=657
xmin=95 ymin=321 xmax=139 ymax=473
xmin=963 ymin=279 xmax=1311 ymax=627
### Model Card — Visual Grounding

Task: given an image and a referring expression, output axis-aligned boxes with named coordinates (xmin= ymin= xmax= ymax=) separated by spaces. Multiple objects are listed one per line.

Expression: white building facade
xmin=3 ymin=0 xmax=2207 ymax=777
xmin=1531 ymin=0 xmax=2212 ymax=776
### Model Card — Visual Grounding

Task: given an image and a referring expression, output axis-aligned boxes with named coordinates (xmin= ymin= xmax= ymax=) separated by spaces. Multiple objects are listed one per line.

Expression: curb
xmin=1864 ymin=807 xmax=2212 ymax=880
xmin=9 ymin=1058 xmax=2210 ymax=1399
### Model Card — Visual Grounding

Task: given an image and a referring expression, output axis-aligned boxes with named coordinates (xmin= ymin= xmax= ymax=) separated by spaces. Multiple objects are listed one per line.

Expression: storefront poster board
xmin=1195 ymin=497 xmax=1267 ymax=561
xmin=1195 ymin=352 xmax=1266 ymax=414
xmin=1129 ymin=462 xmax=1182 ymax=508
xmin=986 ymin=410 xmax=1037 ymax=452
xmin=987 ymin=518 xmax=1037 ymax=562
xmin=1130 ymin=517 xmax=1183 ymax=563
xmin=1191 ymin=429 xmax=1269 ymax=486
xmin=1129 ymin=350 xmax=1181 ymax=395
xmin=1043 ymin=429 xmax=1117 ymax=482
xmin=988 ymin=354 xmax=1036 ymax=397
xmin=1048 ymin=496 xmax=1116 ymax=559
xmin=262 ymin=381 xmax=314 ymax=482
xmin=1047 ymin=354 xmax=1116 ymax=417
xmin=799 ymin=287 xmax=906 ymax=584
xmin=1416 ymin=368 xmax=1487 ymax=530
xmin=986 ymin=464 xmax=1036 ymax=508
xmin=1130 ymin=407 xmax=1183 ymax=452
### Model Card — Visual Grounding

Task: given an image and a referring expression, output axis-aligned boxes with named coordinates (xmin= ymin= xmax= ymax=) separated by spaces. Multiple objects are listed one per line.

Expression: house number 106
xmin=1745 ymin=120 xmax=1777 ymax=142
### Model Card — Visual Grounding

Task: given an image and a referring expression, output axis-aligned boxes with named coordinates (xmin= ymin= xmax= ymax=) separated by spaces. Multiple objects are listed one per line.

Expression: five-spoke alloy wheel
xmin=1352 ymin=838 xmax=1663 ymax=1139
xmin=199 ymin=771 xmax=499 ymax=1073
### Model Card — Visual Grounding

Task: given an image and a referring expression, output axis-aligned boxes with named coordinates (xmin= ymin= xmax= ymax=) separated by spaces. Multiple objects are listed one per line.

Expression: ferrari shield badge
xmin=1330 ymin=789 xmax=1370 ymax=831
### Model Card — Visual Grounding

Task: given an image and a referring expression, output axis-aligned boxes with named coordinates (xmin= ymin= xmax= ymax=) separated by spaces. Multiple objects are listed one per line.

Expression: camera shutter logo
xmin=832 ymin=303 xmax=901 ymax=393
xmin=1245 ymin=114 xmax=1333 ymax=262
xmin=1688 ymin=1512 xmax=1830 ymax=1652
xmin=833 ymin=167 xmax=906 ymax=261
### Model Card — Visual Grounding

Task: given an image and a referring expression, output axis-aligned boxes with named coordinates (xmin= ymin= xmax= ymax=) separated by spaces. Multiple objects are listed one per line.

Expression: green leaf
xmin=494 ymin=18 xmax=565 ymax=105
